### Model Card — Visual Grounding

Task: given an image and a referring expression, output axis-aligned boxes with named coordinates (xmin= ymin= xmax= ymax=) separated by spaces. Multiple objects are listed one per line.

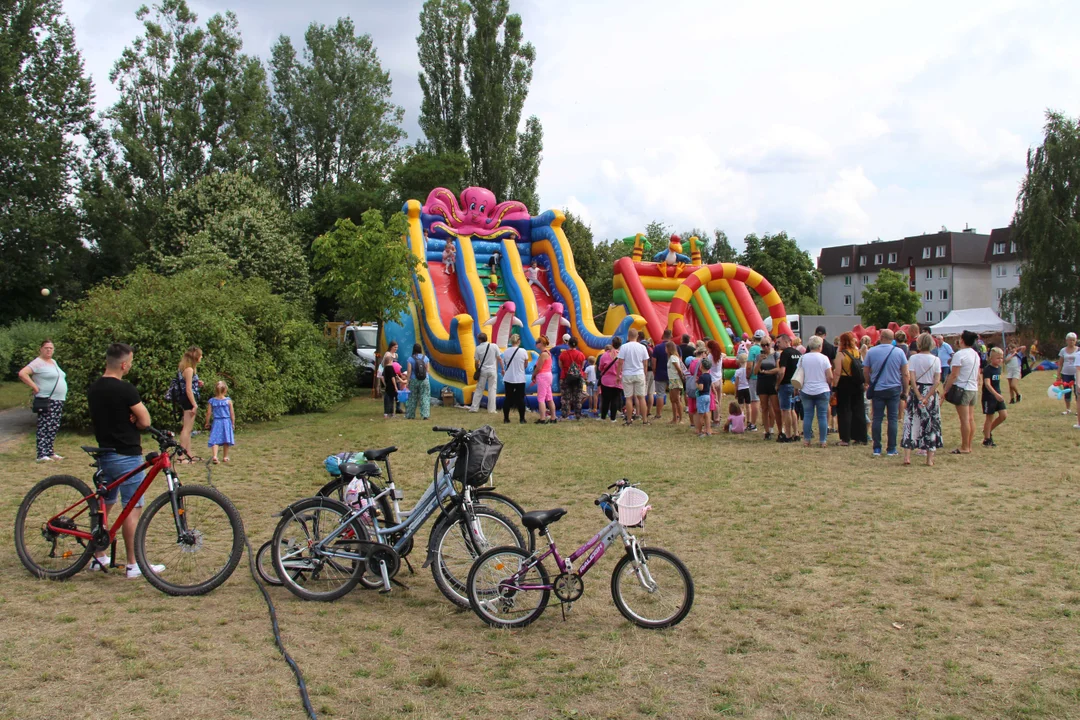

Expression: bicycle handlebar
xmin=432 ymin=426 xmax=464 ymax=434
xmin=146 ymin=427 xmax=192 ymax=460
xmin=427 ymin=444 xmax=445 ymax=455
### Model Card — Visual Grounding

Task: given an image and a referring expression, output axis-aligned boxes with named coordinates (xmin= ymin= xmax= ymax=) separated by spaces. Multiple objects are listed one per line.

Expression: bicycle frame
xmin=513 ymin=519 xmax=633 ymax=591
xmin=45 ymin=452 xmax=179 ymax=548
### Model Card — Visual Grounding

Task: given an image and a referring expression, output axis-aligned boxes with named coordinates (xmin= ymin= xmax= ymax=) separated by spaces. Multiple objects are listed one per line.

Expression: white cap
xmin=753 ymin=329 xmax=766 ymax=339
xmin=562 ymin=334 xmax=571 ymax=342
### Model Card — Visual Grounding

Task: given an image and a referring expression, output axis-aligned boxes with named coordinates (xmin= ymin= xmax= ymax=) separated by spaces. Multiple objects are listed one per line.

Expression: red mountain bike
xmin=14 ymin=427 xmax=245 ymax=596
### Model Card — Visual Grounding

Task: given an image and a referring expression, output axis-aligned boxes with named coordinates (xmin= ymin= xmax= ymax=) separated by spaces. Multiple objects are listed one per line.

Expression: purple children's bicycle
xmin=465 ymin=479 xmax=694 ymax=629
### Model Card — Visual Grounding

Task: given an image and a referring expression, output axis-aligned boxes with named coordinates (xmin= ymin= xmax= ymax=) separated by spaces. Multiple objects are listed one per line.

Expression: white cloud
xmin=63 ymin=0 xmax=1080 ymax=257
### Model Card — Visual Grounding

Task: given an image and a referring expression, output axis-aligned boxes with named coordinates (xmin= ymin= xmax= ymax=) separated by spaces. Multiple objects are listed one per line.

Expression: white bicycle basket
xmin=615 ymin=487 xmax=650 ymax=526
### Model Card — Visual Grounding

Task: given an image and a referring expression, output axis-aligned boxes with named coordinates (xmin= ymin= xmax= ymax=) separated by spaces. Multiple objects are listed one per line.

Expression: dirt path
xmin=0 ymin=407 xmax=35 ymax=452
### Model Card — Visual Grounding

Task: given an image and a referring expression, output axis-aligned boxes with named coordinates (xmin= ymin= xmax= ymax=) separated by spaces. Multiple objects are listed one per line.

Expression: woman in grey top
xmin=18 ymin=338 xmax=68 ymax=462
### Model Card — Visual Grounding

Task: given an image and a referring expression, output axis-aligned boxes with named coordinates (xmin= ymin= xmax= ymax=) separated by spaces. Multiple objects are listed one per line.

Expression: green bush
xmin=57 ymin=268 xmax=348 ymax=429
xmin=2 ymin=319 xmax=65 ymax=379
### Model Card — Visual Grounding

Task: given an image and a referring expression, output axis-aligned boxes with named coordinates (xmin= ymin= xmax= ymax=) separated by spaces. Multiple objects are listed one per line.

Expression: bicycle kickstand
xmin=109 ymin=540 xmax=118 ymax=569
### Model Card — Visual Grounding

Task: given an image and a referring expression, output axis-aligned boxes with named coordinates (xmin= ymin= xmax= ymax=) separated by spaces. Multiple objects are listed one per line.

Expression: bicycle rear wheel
xmin=15 ymin=475 xmax=96 ymax=580
xmin=475 ymin=490 xmax=533 ymax=552
xmin=430 ymin=507 xmax=525 ymax=608
xmin=467 ymin=545 xmax=550 ymax=629
xmin=271 ymin=497 xmax=366 ymax=602
xmin=135 ymin=485 xmax=245 ymax=596
xmin=610 ymin=546 xmax=694 ymax=629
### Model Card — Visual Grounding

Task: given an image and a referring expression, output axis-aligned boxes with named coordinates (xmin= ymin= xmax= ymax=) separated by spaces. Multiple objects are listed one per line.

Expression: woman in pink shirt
xmin=597 ymin=337 xmax=622 ymax=422
xmin=532 ymin=335 xmax=557 ymax=423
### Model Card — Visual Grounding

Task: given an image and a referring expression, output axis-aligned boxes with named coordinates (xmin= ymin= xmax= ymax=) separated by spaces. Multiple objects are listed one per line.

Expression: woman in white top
xmin=798 ymin=336 xmax=835 ymax=448
xmin=18 ymin=338 xmax=68 ymax=462
xmin=901 ymin=333 xmax=943 ymax=466
xmin=942 ymin=330 xmax=981 ymax=454
xmin=1057 ymin=332 xmax=1078 ymax=414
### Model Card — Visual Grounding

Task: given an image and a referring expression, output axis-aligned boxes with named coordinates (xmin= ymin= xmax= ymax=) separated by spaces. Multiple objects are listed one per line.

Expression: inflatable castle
xmin=381 ymin=187 xmax=792 ymax=408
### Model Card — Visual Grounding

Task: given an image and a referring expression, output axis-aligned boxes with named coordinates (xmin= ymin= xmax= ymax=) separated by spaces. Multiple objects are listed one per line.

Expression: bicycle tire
xmin=256 ymin=540 xmax=283 ymax=586
xmin=14 ymin=474 xmax=96 ymax=580
xmin=134 ymin=485 xmax=245 ymax=597
xmin=320 ymin=476 xmax=398 ymax=590
xmin=467 ymin=545 xmax=550 ymax=629
xmin=271 ymin=497 xmax=367 ymax=602
xmin=429 ymin=507 xmax=525 ymax=608
xmin=475 ymin=490 xmax=533 ymax=552
xmin=610 ymin=547 xmax=694 ymax=629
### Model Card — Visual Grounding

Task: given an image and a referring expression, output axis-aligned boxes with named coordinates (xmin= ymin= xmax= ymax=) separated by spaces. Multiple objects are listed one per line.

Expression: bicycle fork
xmin=165 ymin=470 xmax=190 ymax=541
xmin=624 ymin=535 xmax=658 ymax=593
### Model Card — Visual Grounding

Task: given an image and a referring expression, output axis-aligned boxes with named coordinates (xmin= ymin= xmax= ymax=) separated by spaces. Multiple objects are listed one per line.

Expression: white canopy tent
xmin=930 ymin=307 xmax=1016 ymax=335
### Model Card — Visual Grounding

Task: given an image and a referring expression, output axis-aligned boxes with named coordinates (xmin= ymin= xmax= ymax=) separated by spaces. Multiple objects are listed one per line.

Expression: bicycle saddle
xmin=521 ymin=508 xmax=567 ymax=532
xmin=363 ymin=446 xmax=397 ymax=461
xmin=340 ymin=462 xmax=381 ymax=478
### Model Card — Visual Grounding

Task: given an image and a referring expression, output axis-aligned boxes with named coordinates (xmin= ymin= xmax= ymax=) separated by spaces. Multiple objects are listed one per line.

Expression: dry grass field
xmin=1 ymin=373 xmax=1078 ymax=719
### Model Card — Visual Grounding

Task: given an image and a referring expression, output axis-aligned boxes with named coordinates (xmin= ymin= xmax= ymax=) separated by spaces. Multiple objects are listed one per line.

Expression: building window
xmin=939 ymin=267 xmax=948 ymax=278
xmin=844 ymin=294 xmax=852 ymax=306
xmin=923 ymin=290 xmax=933 ymax=301
xmin=935 ymin=245 xmax=946 ymax=258
xmin=992 ymin=242 xmax=1006 ymax=255
xmin=925 ymin=311 xmax=933 ymax=322
xmin=922 ymin=247 xmax=931 ymax=259
xmin=874 ymin=254 xmax=883 ymax=265
xmin=861 ymin=275 xmax=869 ymax=284
xmin=996 ymin=264 xmax=1007 ymax=277
xmin=844 ymin=275 xmax=851 ymax=286
xmin=840 ymin=256 xmax=850 ymax=268
xmin=859 ymin=255 xmax=866 ymax=267
xmin=939 ymin=289 xmax=948 ymax=300
xmin=996 ymin=288 xmax=1005 ymax=299
xmin=924 ymin=268 xmax=933 ymax=280
xmin=888 ymin=252 xmax=897 ymax=263
xmin=940 ymin=311 xmax=948 ymax=320
xmin=1015 ymin=265 xmax=1021 ymax=276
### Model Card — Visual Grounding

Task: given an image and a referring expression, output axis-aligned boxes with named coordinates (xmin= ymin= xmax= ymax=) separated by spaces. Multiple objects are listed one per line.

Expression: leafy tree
xmin=857 ymin=268 xmax=921 ymax=327
xmin=107 ymin=0 xmax=273 ymax=202
xmin=738 ymin=232 xmax=823 ymax=313
xmin=148 ymin=172 xmax=311 ymax=303
xmin=269 ymin=18 xmax=405 ymax=209
xmin=0 ymin=0 xmax=96 ymax=322
xmin=417 ymin=0 xmax=543 ymax=209
xmin=591 ymin=238 xmax=632 ymax=313
xmin=644 ymin=220 xmax=670 ymax=253
xmin=311 ymin=210 xmax=420 ymax=325
xmin=677 ymin=228 xmax=737 ymax=264
xmin=1000 ymin=111 xmax=1080 ymax=336
xmin=389 ymin=147 xmax=470 ymax=210
xmin=560 ymin=211 xmax=604 ymax=307
xmin=57 ymin=268 xmax=347 ymax=428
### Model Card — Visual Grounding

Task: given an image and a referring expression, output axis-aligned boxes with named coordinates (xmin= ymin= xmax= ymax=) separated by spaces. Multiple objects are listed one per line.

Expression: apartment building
xmin=817 ymin=229 xmax=992 ymax=325
xmin=985 ymin=226 xmax=1021 ymax=314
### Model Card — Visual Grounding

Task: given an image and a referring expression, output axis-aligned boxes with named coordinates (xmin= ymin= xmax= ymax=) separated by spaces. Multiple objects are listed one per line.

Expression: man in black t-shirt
xmin=775 ymin=334 xmax=802 ymax=441
xmin=815 ymin=326 xmax=837 ymax=363
xmin=679 ymin=333 xmax=695 ymax=364
xmin=86 ymin=343 xmax=162 ymax=579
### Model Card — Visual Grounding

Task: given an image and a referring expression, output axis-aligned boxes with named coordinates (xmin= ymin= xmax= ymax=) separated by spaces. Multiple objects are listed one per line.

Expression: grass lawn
xmin=0 ymin=381 xmax=30 ymax=411
xmin=1 ymin=374 xmax=1078 ymax=719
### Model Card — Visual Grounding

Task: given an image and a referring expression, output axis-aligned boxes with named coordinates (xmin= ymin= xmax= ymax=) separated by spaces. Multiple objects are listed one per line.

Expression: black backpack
xmin=844 ymin=351 xmax=865 ymax=384
xmin=565 ymin=356 xmax=582 ymax=388
xmin=413 ymin=355 xmax=427 ymax=381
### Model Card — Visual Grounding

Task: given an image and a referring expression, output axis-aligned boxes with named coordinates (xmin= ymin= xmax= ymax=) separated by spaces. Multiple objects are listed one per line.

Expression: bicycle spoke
xmin=612 ymin=549 xmax=693 ymax=628
xmin=16 ymin=478 xmax=95 ymax=578
xmin=140 ymin=492 xmax=234 ymax=588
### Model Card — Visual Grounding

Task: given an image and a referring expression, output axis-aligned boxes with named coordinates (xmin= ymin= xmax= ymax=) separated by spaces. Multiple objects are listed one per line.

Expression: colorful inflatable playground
xmin=381 ymin=187 xmax=793 ymax=408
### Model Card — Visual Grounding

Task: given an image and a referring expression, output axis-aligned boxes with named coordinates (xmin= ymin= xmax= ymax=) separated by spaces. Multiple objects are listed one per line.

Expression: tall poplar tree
xmin=0 ymin=0 xmax=96 ymax=321
xmin=416 ymin=0 xmax=543 ymax=211
xmin=1000 ymin=111 xmax=1080 ymax=336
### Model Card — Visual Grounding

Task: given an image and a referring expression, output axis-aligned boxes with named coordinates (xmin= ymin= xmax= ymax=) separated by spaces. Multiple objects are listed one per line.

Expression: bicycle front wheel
xmin=135 ymin=485 xmax=245 ymax=596
xmin=430 ymin=507 xmax=525 ymax=608
xmin=467 ymin=545 xmax=550 ymax=629
xmin=271 ymin=497 xmax=367 ymax=602
xmin=611 ymin=547 xmax=694 ymax=629
xmin=15 ymin=475 xmax=96 ymax=580
xmin=255 ymin=540 xmax=283 ymax=586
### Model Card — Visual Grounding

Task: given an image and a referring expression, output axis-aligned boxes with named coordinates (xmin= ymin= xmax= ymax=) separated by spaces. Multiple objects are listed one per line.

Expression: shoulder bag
xmin=32 ymin=371 xmax=59 ymax=414
xmin=945 ymin=353 xmax=976 ymax=406
xmin=864 ymin=347 xmax=897 ymax=400
xmin=473 ymin=344 xmax=492 ymax=381
xmin=790 ymin=356 xmax=805 ymax=391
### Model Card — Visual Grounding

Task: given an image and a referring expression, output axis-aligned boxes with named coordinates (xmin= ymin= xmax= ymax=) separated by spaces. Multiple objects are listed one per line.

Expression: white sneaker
xmin=126 ymin=563 xmax=165 ymax=579
xmin=1073 ymin=424 xmax=1080 ymax=430
xmin=85 ymin=556 xmax=110 ymax=573
xmin=50 ymin=454 xmax=64 ymax=461
xmin=35 ymin=456 xmax=52 ymax=463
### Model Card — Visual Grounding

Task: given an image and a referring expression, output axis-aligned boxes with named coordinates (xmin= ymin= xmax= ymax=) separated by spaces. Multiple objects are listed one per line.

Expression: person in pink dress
xmin=532 ymin=335 xmax=556 ymax=423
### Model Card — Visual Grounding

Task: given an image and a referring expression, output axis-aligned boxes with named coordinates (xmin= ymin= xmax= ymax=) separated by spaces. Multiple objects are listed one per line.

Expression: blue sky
xmin=64 ymin=0 xmax=1080 ymax=256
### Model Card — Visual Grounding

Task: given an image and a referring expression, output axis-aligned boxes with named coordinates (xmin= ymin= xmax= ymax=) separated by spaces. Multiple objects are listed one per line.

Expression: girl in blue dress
xmin=203 ymin=381 xmax=235 ymax=464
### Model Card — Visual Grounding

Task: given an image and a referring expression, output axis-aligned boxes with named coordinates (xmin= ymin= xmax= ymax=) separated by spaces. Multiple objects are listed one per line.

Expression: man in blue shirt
xmin=932 ymin=335 xmax=954 ymax=383
xmin=863 ymin=329 xmax=908 ymax=457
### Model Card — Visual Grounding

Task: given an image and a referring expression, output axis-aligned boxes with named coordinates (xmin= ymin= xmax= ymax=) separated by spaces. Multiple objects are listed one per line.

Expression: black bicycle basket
xmin=451 ymin=425 xmax=503 ymax=487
